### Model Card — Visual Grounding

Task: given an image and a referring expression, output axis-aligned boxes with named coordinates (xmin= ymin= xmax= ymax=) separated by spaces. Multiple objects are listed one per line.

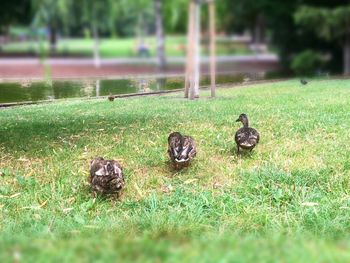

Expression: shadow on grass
xmin=163 ymin=159 xmax=198 ymax=178
xmin=230 ymin=146 xmax=258 ymax=160
xmin=0 ymin=107 xmax=171 ymax=155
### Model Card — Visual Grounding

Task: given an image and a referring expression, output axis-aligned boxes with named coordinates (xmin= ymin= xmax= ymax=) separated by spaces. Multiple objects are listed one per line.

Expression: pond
xmin=0 ymin=73 xmax=264 ymax=104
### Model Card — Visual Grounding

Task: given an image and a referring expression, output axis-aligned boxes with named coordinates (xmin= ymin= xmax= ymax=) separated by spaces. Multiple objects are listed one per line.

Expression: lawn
xmin=0 ymin=36 xmax=252 ymax=58
xmin=0 ymin=79 xmax=350 ymax=262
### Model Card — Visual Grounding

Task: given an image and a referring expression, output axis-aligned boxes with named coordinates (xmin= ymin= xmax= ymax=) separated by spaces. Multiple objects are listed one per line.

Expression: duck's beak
xmin=235 ymin=118 xmax=240 ymax=122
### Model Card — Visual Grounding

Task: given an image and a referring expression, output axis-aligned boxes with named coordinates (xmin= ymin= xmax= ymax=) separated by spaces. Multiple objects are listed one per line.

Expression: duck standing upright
xmin=168 ymin=132 xmax=197 ymax=169
xmin=235 ymin=114 xmax=260 ymax=154
xmin=89 ymin=157 xmax=125 ymax=197
xmin=108 ymin=93 xmax=115 ymax=101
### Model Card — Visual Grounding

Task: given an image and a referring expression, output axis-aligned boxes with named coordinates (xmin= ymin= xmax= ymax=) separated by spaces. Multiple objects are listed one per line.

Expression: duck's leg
xmin=116 ymin=191 xmax=123 ymax=199
xmin=249 ymin=145 xmax=256 ymax=153
xmin=236 ymin=145 xmax=240 ymax=154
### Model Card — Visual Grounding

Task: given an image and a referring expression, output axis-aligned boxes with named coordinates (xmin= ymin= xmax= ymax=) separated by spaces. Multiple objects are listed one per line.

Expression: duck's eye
xmin=107 ymin=163 xmax=112 ymax=169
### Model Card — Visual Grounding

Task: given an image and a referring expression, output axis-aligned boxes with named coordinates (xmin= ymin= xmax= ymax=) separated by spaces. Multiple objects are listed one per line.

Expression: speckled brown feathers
xmin=235 ymin=114 xmax=260 ymax=153
xmin=168 ymin=132 xmax=197 ymax=169
xmin=89 ymin=157 xmax=124 ymax=196
xmin=108 ymin=93 xmax=115 ymax=101
xmin=300 ymin=79 xmax=308 ymax=85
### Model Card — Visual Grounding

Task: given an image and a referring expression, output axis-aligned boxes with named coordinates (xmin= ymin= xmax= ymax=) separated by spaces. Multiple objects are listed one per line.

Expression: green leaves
xmin=294 ymin=5 xmax=350 ymax=41
xmin=291 ymin=50 xmax=323 ymax=76
xmin=31 ymin=0 xmax=73 ymax=27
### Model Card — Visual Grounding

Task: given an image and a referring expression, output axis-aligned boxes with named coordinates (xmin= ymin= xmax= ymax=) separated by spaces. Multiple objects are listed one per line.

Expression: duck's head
xmin=168 ymin=132 xmax=183 ymax=160
xmin=236 ymin=113 xmax=249 ymax=126
xmin=95 ymin=160 xmax=122 ymax=176
xmin=236 ymin=113 xmax=248 ymax=124
xmin=104 ymin=161 xmax=124 ymax=189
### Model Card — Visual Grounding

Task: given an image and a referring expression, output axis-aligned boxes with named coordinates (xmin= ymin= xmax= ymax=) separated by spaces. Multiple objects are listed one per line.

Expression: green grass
xmin=0 ymin=36 xmax=251 ymax=58
xmin=1 ymin=79 xmax=350 ymax=262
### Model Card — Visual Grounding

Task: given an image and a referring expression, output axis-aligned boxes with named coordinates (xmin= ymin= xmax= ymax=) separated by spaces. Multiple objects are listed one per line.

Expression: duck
xmin=168 ymin=132 xmax=197 ymax=169
xmin=108 ymin=93 xmax=115 ymax=101
xmin=235 ymin=113 xmax=260 ymax=154
xmin=300 ymin=79 xmax=308 ymax=85
xmin=89 ymin=157 xmax=125 ymax=197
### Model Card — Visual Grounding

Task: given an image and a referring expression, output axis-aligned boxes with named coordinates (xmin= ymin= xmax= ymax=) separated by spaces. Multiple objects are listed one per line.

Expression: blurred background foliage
xmin=0 ymin=0 xmax=350 ymax=75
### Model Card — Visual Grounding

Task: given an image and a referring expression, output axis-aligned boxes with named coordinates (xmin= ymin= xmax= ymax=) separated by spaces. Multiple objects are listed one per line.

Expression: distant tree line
xmin=217 ymin=0 xmax=350 ymax=75
xmin=1 ymin=0 xmax=350 ymax=74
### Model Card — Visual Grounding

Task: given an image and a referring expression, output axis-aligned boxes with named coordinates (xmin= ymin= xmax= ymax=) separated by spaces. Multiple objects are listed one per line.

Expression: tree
xmin=154 ymin=0 xmax=166 ymax=70
xmin=115 ymin=0 xmax=154 ymax=37
xmin=116 ymin=0 xmax=168 ymax=70
xmin=218 ymin=0 xmax=346 ymax=73
xmin=184 ymin=0 xmax=200 ymax=99
xmin=77 ymin=0 xmax=116 ymax=67
xmin=0 ymin=0 xmax=31 ymax=34
xmin=295 ymin=5 xmax=350 ymax=74
xmin=184 ymin=0 xmax=216 ymax=99
xmin=217 ymin=0 xmax=267 ymax=44
xmin=31 ymin=0 xmax=71 ymax=52
xmin=119 ymin=0 xmax=165 ymax=70
xmin=163 ymin=0 xmax=188 ymax=33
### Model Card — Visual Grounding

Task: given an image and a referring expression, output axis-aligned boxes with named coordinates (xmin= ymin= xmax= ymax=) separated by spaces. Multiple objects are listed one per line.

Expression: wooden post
xmin=154 ymin=0 xmax=167 ymax=70
xmin=208 ymin=0 xmax=216 ymax=97
xmin=92 ymin=23 xmax=101 ymax=68
xmin=95 ymin=80 xmax=100 ymax=97
xmin=193 ymin=1 xmax=201 ymax=98
xmin=189 ymin=1 xmax=198 ymax=100
xmin=185 ymin=0 xmax=210 ymax=100
xmin=184 ymin=1 xmax=196 ymax=98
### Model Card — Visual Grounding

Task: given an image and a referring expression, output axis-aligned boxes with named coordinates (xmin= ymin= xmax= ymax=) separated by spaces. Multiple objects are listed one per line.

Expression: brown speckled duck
xmin=235 ymin=114 xmax=260 ymax=154
xmin=89 ymin=157 xmax=125 ymax=197
xmin=300 ymin=79 xmax=308 ymax=85
xmin=168 ymin=132 xmax=197 ymax=169
xmin=108 ymin=93 xmax=115 ymax=101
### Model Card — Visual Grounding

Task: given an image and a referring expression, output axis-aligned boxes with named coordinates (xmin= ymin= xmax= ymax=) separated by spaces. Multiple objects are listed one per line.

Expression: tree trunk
xmin=154 ymin=0 xmax=166 ymax=71
xmin=254 ymin=14 xmax=266 ymax=44
xmin=92 ymin=24 xmax=101 ymax=68
xmin=193 ymin=1 xmax=201 ymax=99
xmin=156 ymin=78 xmax=166 ymax=91
xmin=49 ymin=24 xmax=57 ymax=53
xmin=344 ymin=34 xmax=350 ymax=75
xmin=184 ymin=0 xmax=196 ymax=98
xmin=137 ymin=13 xmax=146 ymax=56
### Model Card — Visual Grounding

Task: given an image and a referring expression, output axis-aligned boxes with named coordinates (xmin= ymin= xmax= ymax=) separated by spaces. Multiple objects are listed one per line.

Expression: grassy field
xmin=0 ymin=36 xmax=251 ymax=58
xmin=0 ymin=79 xmax=350 ymax=262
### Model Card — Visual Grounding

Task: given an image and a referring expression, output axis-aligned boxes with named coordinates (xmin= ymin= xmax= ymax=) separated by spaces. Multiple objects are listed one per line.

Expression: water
xmin=0 ymin=73 xmax=262 ymax=104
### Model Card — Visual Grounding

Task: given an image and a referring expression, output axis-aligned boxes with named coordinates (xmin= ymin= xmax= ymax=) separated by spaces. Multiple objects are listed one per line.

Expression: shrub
xmin=291 ymin=50 xmax=323 ymax=76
